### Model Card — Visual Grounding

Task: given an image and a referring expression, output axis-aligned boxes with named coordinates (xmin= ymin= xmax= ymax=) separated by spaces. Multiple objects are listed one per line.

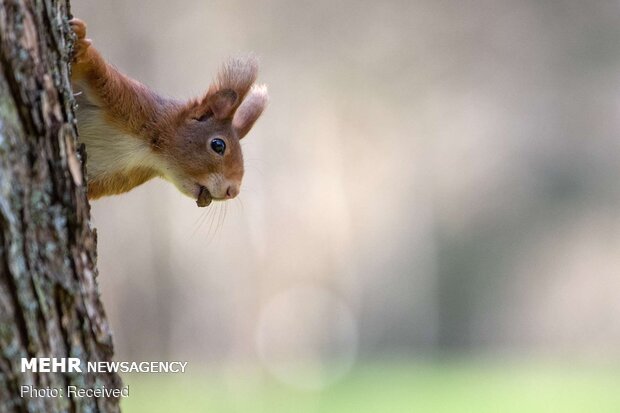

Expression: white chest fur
xmin=75 ymin=99 xmax=160 ymax=180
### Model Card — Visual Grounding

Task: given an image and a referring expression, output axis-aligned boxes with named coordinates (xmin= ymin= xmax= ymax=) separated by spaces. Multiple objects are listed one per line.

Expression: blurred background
xmin=73 ymin=0 xmax=620 ymax=411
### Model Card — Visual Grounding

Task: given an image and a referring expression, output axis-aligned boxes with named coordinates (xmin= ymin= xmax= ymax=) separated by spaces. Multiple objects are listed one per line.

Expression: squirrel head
xmin=162 ymin=57 xmax=268 ymax=207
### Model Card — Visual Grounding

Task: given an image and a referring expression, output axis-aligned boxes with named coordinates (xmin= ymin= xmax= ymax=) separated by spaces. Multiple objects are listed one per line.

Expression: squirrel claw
xmin=70 ymin=18 xmax=87 ymax=39
xmin=69 ymin=18 xmax=91 ymax=62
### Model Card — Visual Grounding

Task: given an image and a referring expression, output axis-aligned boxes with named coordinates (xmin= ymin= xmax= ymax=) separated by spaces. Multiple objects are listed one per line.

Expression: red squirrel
xmin=70 ymin=19 xmax=268 ymax=207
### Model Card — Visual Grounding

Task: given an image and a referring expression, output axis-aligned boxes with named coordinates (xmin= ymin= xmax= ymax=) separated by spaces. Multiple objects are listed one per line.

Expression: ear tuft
xmin=203 ymin=56 xmax=258 ymax=119
xmin=232 ymin=84 xmax=269 ymax=139
xmin=217 ymin=56 xmax=259 ymax=97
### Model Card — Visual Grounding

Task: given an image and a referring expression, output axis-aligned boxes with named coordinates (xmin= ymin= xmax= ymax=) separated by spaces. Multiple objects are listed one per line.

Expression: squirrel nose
xmin=226 ymin=184 xmax=239 ymax=198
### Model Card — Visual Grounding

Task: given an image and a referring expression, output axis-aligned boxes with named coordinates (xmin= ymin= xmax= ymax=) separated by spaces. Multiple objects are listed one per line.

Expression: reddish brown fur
xmin=70 ymin=19 xmax=267 ymax=202
xmin=88 ymin=167 xmax=158 ymax=197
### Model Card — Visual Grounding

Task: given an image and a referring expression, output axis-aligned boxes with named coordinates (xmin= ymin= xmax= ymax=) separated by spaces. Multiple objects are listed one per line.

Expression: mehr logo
xmin=21 ymin=358 xmax=82 ymax=373
xmin=21 ymin=358 xmax=189 ymax=373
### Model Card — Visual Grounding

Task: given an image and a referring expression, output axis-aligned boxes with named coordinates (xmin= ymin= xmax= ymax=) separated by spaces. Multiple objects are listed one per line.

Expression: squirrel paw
xmin=70 ymin=18 xmax=91 ymax=62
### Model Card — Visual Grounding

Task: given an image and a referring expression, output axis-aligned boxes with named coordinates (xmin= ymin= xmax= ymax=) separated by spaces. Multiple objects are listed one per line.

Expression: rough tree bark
xmin=0 ymin=1 xmax=120 ymax=412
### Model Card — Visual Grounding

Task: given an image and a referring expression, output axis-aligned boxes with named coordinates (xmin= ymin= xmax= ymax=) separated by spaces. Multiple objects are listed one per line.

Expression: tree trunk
xmin=0 ymin=1 xmax=120 ymax=412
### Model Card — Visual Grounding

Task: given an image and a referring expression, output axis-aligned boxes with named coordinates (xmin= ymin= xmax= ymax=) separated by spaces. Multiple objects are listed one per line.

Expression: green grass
xmin=120 ymin=360 xmax=620 ymax=413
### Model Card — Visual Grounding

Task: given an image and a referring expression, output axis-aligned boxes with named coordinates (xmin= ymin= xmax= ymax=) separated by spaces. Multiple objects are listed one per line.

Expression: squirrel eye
xmin=210 ymin=138 xmax=226 ymax=155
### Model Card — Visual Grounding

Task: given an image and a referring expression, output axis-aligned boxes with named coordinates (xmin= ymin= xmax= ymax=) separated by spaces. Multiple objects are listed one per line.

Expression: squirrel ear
xmin=205 ymin=57 xmax=259 ymax=120
xmin=233 ymin=84 xmax=268 ymax=139
xmin=207 ymin=89 xmax=238 ymax=120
